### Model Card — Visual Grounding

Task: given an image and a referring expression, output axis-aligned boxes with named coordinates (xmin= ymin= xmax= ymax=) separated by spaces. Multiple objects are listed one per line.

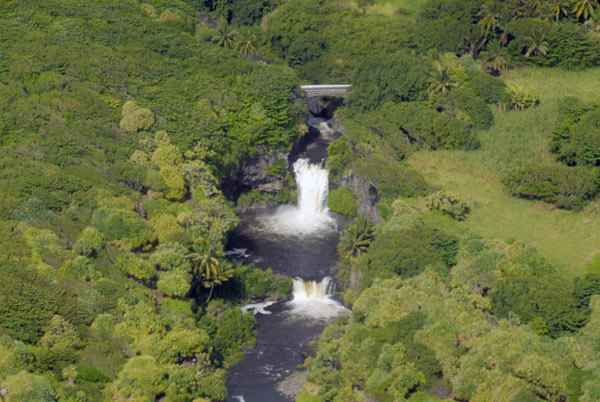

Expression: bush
xmin=504 ymin=84 xmax=539 ymax=111
xmin=503 ymin=165 xmax=598 ymax=210
xmin=465 ymin=68 xmax=506 ymax=104
xmin=551 ymin=104 xmax=600 ymax=167
xmin=347 ymin=52 xmax=430 ymax=114
xmin=491 ymin=276 xmax=586 ymax=337
xmin=546 ymin=23 xmax=600 ymax=69
xmin=365 ymin=226 xmax=458 ymax=279
xmin=326 ymin=137 xmax=351 ymax=183
xmin=434 ymin=87 xmax=494 ymax=130
xmin=327 ymin=187 xmax=358 ymax=217
xmin=354 ymin=151 xmax=431 ymax=199
xmin=427 ymin=190 xmax=469 ymax=220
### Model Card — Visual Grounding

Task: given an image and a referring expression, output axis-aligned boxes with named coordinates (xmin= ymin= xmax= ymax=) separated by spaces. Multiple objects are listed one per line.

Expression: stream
xmin=225 ymin=119 xmax=347 ymax=402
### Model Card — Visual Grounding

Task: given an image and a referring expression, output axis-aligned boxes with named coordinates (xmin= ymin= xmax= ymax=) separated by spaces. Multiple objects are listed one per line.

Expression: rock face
xmin=339 ymin=171 xmax=382 ymax=224
xmin=238 ymin=153 xmax=285 ymax=190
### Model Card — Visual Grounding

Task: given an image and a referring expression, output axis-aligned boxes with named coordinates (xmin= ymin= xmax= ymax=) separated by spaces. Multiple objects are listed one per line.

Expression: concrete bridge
xmin=300 ymin=85 xmax=351 ymax=98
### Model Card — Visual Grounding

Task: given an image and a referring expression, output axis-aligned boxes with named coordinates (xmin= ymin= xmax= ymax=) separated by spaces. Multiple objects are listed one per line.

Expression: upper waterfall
xmin=260 ymin=158 xmax=335 ymax=236
xmin=295 ymin=158 xmax=329 ymax=216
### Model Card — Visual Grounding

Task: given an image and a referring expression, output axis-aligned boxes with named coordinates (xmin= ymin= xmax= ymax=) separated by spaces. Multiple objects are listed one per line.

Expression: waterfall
xmin=260 ymin=158 xmax=335 ymax=235
xmin=292 ymin=277 xmax=335 ymax=300
xmin=287 ymin=277 xmax=347 ymax=318
xmin=294 ymin=158 xmax=330 ymax=217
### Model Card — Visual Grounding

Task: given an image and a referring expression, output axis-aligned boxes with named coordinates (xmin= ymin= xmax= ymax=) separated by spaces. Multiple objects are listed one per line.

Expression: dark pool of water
xmin=225 ymin=214 xmax=341 ymax=402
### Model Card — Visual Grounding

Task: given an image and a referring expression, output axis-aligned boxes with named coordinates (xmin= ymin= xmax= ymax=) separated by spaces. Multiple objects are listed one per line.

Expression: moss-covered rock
xmin=327 ymin=187 xmax=357 ymax=217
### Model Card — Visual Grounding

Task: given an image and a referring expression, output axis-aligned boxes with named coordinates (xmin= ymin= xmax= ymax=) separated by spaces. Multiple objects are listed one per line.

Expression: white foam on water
xmin=287 ymin=277 xmax=348 ymax=319
xmin=240 ymin=301 xmax=277 ymax=315
xmin=260 ymin=158 xmax=335 ymax=236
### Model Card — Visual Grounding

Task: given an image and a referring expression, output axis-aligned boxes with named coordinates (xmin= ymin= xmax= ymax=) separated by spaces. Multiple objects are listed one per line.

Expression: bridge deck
xmin=300 ymin=84 xmax=351 ymax=98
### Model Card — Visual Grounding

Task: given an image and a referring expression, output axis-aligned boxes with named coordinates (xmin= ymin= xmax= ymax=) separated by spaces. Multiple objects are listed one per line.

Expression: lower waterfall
xmin=287 ymin=277 xmax=347 ymax=319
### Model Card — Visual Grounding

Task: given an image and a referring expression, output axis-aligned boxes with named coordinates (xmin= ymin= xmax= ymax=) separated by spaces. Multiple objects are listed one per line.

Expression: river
xmin=225 ymin=121 xmax=347 ymax=402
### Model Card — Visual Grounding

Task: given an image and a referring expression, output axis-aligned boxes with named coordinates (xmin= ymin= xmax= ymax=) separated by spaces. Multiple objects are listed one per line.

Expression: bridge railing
xmin=300 ymin=85 xmax=351 ymax=98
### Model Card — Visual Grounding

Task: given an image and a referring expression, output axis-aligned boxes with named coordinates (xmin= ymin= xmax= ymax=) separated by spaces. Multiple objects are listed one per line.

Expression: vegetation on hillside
xmin=2 ymin=0 xmax=600 ymax=400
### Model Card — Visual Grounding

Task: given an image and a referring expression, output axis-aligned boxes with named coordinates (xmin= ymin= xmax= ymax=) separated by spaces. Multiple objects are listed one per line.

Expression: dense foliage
xmin=0 ymin=0 xmax=301 ymax=399
xmin=2 ymin=0 xmax=600 ymax=400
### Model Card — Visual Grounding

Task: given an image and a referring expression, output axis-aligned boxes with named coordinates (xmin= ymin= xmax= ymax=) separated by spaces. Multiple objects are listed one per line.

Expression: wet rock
xmin=339 ymin=172 xmax=382 ymax=224
xmin=276 ymin=371 xmax=308 ymax=399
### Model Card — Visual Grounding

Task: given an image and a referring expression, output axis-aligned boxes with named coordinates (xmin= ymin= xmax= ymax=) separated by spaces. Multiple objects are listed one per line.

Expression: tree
xmin=2 ymin=372 xmax=57 ymax=402
xmin=119 ymin=101 xmax=155 ymax=133
xmin=338 ymin=217 xmax=376 ymax=261
xmin=73 ymin=226 xmax=104 ymax=257
xmin=427 ymin=64 xmax=459 ymax=97
xmin=115 ymin=252 xmax=156 ymax=281
xmin=192 ymin=240 xmax=232 ymax=302
xmin=573 ymin=0 xmax=597 ymax=21
xmin=478 ymin=3 xmax=504 ymax=34
xmin=235 ymin=26 xmax=258 ymax=58
xmin=109 ymin=356 xmax=167 ymax=401
xmin=479 ymin=40 xmax=511 ymax=73
xmin=211 ymin=18 xmax=237 ymax=49
xmin=548 ymin=0 xmax=570 ymax=22
xmin=523 ymin=28 xmax=549 ymax=57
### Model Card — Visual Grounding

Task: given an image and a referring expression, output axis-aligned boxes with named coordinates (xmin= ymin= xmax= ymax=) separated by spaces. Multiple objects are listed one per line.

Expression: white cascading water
xmin=262 ymin=158 xmax=335 ymax=235
xmin=287 ymin=277 xmax=347 ymax=319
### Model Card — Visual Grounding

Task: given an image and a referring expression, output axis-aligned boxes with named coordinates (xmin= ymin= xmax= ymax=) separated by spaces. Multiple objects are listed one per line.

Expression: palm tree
xmin=479 ymin=40 xmax=511 ymax=74
xmin=235 ymin=26 xmax=258 ymax=58
xmin=573 ymin=0 xmax=597 ymax=21
xmin=192 ymin=239 xmax=232 ymax=302
xmin=548 ymin=0 xmax=569 ymax=21
xmin=427 ymin=65 xmax=459 ymax=97
xmin=211 ymin=18 xmax=237 ymax=49
xmin=478 ymin=3 xmax=504 ymax=34
xmin=464 ymin=30 xmax=487 ymax=58
xmin=523 ymin=29 xmax=549 ymax=57
xmin=338 ymin=218 xmax=376 ymax=261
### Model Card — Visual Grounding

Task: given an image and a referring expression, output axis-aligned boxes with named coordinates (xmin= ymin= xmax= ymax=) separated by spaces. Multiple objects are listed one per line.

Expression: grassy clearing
xmin=365 ymin=0 xmax=427 ymax=18
xmin=406 ymin=67 xmax=600 ymax=279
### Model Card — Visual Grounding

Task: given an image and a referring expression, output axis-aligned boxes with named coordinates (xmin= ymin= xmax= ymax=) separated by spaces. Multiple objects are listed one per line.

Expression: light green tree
xmin=2 ymin=372 xmax=57 ymax=402
xmin=73 ymin=226 xmax=104 ymax=256
xmin=119 ymin=101 xmax=155 ymax=133
xmin=115 ymin=253 xmax=156 ymax=281
xmin=109 ymin=356 xmax=167 ymax=401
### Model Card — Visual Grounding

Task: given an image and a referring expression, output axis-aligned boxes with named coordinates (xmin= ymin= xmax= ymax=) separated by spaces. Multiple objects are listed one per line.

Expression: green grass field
xmin=407 ymin=67 xmax=600 ymax=280
xmin=360 ymin=0 xmax=427 ymax=17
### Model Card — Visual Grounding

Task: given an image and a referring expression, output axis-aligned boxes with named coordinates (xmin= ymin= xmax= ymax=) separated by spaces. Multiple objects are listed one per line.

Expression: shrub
xmin=465 ymin=68 xmax=506 ymax=104
xmin=326 ymin=137 xmax=351 ymax=183
xmin=327 ymin=187 xmax=357 ymax=217
xmin=503 ymin=165 xmax=598 ymax=210
xmin=427 ymin=190 xmax=469 ymax=220
xmin=2 ymin=371 xmax=57 ymax=402
xmin=504 ymin=84 xmax=539 ymax=111
xmin=434 ymin=87 xmax=494 ymax=129
xmin=551 ymin=105 xmax=600 ymax=167
xmin=365 ymin=226 xmax=458 ymax=279
xmin=347 ymin=52 xmax=430 ymax=114
xmin=119 ymin=101 xmax=155 ymax=133
xmin=114 ymin=253 xmax=156 ymax=280
xmin=545 ymin=23 xmax=600 ymax=69
xmin=73 ymin=226 xmax=104 ymax=257
xmin=491 ymin=276 xmax=586 ymax=337
xmin=355 ymin=151 xmax=431 ymax=199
